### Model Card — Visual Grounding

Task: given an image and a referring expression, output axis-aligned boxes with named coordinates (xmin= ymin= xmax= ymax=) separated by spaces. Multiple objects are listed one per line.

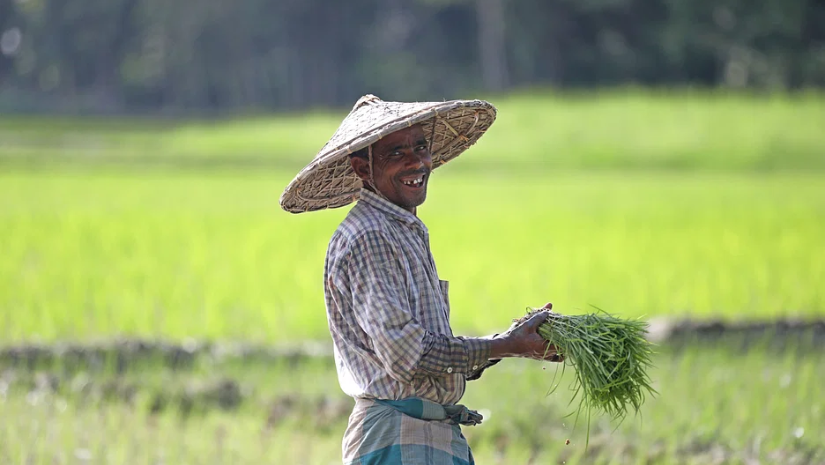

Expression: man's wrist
xmin=489 ymin=334 xmax=517 ymax=359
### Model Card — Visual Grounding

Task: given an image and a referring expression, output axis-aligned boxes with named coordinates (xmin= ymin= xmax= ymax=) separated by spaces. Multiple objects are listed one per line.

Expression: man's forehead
xmin=375 ymin=125 xmax=427 ymax=148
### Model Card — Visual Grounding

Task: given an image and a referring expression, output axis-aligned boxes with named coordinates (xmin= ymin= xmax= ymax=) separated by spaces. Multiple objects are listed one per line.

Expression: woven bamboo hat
xmin=279 ymin=94 xmax=497 ymax=213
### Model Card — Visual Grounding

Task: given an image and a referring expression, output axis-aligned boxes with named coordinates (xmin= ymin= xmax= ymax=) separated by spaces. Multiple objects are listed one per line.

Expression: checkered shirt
xmin=323 ymin=188 xmax=494 ymax=405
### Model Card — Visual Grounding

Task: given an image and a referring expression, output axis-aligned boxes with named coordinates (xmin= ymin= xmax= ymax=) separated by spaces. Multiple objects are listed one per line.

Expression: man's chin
xmin=410 ymin=187 xmax=428 ymax=206
xmin=392 ymin=184 xmax=427 ymax=206
xmin=399 ymin=191 xmax=427 ymax=211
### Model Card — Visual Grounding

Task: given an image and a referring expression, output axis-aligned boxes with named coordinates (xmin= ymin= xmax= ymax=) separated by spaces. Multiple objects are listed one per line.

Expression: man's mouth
xmin=400 ymin=174 xmax=426 ymax=188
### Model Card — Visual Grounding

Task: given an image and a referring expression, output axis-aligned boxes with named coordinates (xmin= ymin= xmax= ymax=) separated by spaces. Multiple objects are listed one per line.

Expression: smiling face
xmin=350 ymin=124 xmax=433 ymax=213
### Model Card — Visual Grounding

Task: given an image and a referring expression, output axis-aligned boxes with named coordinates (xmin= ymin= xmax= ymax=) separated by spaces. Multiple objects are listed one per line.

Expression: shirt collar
xmin=358 ymin=188 xmax=426 ymax=230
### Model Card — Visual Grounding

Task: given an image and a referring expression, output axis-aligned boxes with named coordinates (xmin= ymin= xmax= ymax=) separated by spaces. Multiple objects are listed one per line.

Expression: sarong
xmin=342 ymin=397 xmax=482 ymax=465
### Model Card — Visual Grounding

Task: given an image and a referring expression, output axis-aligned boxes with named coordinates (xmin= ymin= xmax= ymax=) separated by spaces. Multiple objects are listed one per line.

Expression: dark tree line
xmin=1 ymin=0 xmax=824 ymax=114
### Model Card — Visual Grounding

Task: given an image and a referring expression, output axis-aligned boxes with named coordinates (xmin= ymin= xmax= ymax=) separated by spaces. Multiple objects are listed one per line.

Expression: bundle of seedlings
xmin=526 ymin=307 xmax=657 ymax=445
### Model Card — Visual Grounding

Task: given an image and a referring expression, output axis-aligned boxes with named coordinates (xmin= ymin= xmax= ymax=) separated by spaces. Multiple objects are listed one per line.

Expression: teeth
xmin=403 ymin=177 xmax=424 ymax=187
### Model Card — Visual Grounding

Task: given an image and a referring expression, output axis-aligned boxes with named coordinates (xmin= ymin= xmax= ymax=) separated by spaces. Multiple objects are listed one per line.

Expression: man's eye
xmin=390 ymin=151 xmax=403 ymax=157
xmin=415 ymin=145 xmax=427 ymax=152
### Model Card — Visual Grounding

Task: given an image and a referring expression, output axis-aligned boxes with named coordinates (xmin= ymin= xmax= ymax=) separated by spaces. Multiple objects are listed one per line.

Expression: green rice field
xmin=1 ymin=90 xmax=824 ymax=463
xmin=1 ymin=170 xmax=823 ymax=343
xmin=2 ymin=89 xmax=824 ymax=171
xmin=1 ymin=344 xmax=823 ymax=464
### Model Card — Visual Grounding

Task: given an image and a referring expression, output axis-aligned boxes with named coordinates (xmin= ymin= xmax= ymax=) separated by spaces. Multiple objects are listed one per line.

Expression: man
xmin=281 ymin=95 xmax=561 ymax=464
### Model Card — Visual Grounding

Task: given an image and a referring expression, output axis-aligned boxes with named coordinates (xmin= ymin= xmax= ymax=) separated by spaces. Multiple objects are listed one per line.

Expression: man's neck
xmin=363 ymin=185 xmax=417 ymax=216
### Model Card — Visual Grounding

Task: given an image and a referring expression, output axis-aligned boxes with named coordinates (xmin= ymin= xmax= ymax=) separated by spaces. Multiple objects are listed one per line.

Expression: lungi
xmin=342 ymin=397 xmax=483 ymax=465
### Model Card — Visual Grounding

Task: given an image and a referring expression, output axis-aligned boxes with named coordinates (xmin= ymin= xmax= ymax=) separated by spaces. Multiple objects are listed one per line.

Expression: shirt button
xmin=447 ymin=367 xmax=453 ymax=373
xmin=472 ymin=365 xmax=479 ymax=370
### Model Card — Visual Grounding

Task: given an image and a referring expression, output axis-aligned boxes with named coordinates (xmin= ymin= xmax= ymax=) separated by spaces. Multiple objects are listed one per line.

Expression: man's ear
xmin=350 ymin=155 xmax=370 ymax=182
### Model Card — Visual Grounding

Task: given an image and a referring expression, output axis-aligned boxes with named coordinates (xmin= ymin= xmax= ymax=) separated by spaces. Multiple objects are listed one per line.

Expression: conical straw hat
xmin=279 ymin=94 xmax=497 ymax=213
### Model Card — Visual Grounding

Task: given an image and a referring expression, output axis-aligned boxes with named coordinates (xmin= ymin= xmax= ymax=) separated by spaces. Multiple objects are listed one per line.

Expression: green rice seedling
xmin=531 ymin=307 xmax=657 ymax=445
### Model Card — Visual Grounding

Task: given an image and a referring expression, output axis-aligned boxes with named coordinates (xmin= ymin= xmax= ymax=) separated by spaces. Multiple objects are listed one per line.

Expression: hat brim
xmin=279 ymin=98 xmax=497 ymax=214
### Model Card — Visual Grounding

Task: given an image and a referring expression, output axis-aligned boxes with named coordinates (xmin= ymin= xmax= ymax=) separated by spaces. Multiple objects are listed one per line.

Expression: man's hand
xmin=490 ymin=303 xmax=563 ymax=362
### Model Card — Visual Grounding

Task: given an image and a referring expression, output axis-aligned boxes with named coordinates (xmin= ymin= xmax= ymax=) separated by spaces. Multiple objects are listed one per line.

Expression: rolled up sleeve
xmin=418 ymin=334 xmax=492 ymax=376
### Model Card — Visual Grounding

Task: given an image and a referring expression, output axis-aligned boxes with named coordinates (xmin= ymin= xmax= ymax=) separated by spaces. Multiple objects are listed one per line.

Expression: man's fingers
xmin=525 ymin=310 xmax=549 ymax=329
xmin=536 ymin=341 xmax=562 ymax=362
xmin=540 ymin=343 xmax=563 ymax=362
xmin=542 ymin=302 xmax=553 ymax=310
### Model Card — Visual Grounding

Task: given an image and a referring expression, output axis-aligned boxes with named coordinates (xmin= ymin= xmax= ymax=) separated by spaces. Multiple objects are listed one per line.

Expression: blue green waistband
xmin=373 ymin=397 xmax=483 ymax=426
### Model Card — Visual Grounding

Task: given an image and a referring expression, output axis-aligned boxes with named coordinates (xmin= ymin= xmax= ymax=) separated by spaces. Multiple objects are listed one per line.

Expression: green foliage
xmin=535 ymin=309 xmax=657 ymax=446
xmin=2 ymin=0 xmax=825 ymax=113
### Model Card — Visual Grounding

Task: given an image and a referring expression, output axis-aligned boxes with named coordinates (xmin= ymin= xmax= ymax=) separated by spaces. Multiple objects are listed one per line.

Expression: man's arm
xmin=420 ymin=310 xmax=561 ymax=380
xmin=464 ymin=356 xmax=502 ymax=381
xmin=416 ymin=332 xmax=494 ymax=378
xmin=346 ymin=231 xmax=560 ymax=384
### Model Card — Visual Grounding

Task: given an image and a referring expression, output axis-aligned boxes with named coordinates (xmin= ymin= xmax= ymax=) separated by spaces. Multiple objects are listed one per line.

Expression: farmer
xmin=280 ymin=95 xmax=562 ymax=464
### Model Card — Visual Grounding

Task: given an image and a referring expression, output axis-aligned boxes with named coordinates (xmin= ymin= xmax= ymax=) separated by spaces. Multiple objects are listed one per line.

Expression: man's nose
xmin=404 ymin=149 xmax=432 ymax=169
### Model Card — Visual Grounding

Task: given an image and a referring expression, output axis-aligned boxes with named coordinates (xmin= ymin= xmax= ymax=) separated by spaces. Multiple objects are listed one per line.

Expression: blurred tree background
xmin=1 ymin=0 xmax=824 ymax=114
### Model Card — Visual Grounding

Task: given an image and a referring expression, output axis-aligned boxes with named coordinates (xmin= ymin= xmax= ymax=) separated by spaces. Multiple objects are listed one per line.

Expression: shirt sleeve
xmin=347 ymin=231 xmax=491 ymax=383
xmin=418 ymin=333 xmax=492 ymax=377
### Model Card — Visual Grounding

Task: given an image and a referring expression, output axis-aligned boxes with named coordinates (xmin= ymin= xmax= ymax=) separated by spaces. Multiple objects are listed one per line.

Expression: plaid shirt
xmin=324 ymin=188 xmax=495 ymax=405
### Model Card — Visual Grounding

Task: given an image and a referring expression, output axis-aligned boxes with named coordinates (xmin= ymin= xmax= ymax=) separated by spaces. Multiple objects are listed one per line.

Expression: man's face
xmin=350 ymin=125 xmax=433 ymax=213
